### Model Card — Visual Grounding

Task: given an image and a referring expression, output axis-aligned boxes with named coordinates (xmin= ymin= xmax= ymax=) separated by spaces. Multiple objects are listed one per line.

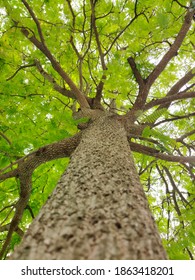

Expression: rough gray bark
xmin=11 ymin=116 xmax=167 ymax=259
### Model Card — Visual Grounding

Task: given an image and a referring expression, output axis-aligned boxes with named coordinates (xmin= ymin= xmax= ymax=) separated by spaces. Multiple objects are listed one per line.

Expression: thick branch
xmin=20 ymin=1 xmax=90 ymax=110
xmin=155 ymin=67 xmax=195 ymax=111
xmin=126 ymin=10 xmax=194 ymax=121
xmin=146 ymin=9 xmax=194 ymax=88
xmin=126 ymin=56 xmax=149 ymax=115
xmin=144 ymin=91 xmax=195 ymax=110
xmin=34 ymin=59 xmax=75 ymax=99
xmin=90 ymin=0 xmax=107 ymax=71
xmin=90 ymin=0 xmax=107 ymax=104
xmin=21 ymin=0 xmax=45 ymax=45
xmin=127 ymin=57 xmax=145 ymax=87
xmin=166 ymin=67 xmax=195 ymax=96
xmin=0 ymin=132 xmax=82 ymax=181
xmin=177 ymin=129 xmax=195 ymax=142
xmin=0 ymin=132 xmax=81 ymax=259
xmin=21 ymin=28 xmax=90 ymax=109
xmin=130 ymin=141 xmax=195 ymax=164
xmin=95 ymin=74 xmax=106 ymax=105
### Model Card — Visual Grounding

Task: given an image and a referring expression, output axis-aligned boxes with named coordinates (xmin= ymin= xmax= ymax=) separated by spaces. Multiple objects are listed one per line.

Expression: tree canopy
xmin=0 ymin=0 xmax=195 ymax=259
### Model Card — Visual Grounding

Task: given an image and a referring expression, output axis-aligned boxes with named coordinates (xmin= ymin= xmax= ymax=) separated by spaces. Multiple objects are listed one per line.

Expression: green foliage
xmin=142 ymin=126 xmax=177 ymax=152
xmin=0 ymin=0 xmax=195 ymax=259
xmin=142 ymin=108 xmax=168 ymax=123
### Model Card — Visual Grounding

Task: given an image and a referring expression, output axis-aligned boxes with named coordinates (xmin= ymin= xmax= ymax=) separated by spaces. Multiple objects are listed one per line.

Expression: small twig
xmin=153 ymin=112 xmax=195 ymax=127
xmin=26 ymin=205 xmax=35 ymax=219
xmin=134 ymin=0 xmax=138 ymax=16
xmin=0 ymin=132 xmax=12 ymax=145
xmin=6 ymin=63 xmax=36 ymax=81
xmin=105 ymin=11 xmax=143 ymax=55
xmin=163 ymin=166 xmax=189 ymax=206
xmin=173 ymin=0 xmax=188 ymax=9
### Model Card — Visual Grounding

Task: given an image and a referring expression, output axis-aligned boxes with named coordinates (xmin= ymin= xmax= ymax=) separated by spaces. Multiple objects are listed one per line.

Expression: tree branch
xmin=90 ymin=0 xmax=107 ymax=71
xmin=20 ymin=0 xmax=90 ymax=109
xmin=155 ymin=67 xmax=195 ymax=111
xmin=6 ymin=63 xmax=36 ymax=81
xmin=141 ymin=67 xmax=195 ymax=125
xmin=177 ymin=129 xmax=195 ymax=142
xmin=0 ymin=132 xmax=82 ymax=259
xmin=21 ymin=27 xmax=90 ymax=109
xmin=34 ymin=59 xmax=75 ymax=99
xmin=144 ymin=91 xmax=195 ymax=110
xmin=134 ymin=0 xmax=139 ymax=16
xmin=163 ymin=166 xmax=189 ymax=206
xmin=127 ymin=57 xmax=145 ymax=87
xmin=173 ymin=0 xmax=188 ymax=9
xmin=126 ymin=10 xmax=194 ymax=122
xmin=129 ymin=141 xmax=195 ymax=164
xmin=34 ymin=59 xmax=94 ymax=106
xmin=146 ymin=9 xmax=194 ymax=88
xmin=67 ymin=0 xmax=84 ymax=91
xmin=0 ymin=132 xmax=12 ymax=145
xmin=105 ymin=11 xmax=143 ymax=55
xmin=21 ymin=0 xmax=45 ymax=45
xmin=153 ymin=112 xmax=195 ymax=127
xmin=90 ymin=0 xmax=107 ymax=105
xmin=167 ymin=67 xmax=195 ymax=96
xmin=0 ymin=132 xmax=82 ymax=179
xmin=163 ymin=166 xmax=182 ymax=217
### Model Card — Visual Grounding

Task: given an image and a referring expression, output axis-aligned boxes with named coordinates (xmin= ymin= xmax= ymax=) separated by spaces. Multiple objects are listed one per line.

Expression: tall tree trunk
xmin=11 ymin=116 xmax=167 ymax=259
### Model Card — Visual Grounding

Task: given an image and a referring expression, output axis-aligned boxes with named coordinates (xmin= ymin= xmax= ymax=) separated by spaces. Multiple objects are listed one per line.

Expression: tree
xmin=0 ymin=0 xmax=194 ymax=259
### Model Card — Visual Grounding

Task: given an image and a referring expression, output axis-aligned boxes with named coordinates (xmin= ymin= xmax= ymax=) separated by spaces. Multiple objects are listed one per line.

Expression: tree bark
xmin=10 ymin=116 xmax=167 ymax=259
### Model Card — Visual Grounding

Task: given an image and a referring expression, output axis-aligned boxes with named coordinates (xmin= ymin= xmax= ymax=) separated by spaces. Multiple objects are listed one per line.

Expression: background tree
xmin=0 ymin=0 xmax=195 ymax=259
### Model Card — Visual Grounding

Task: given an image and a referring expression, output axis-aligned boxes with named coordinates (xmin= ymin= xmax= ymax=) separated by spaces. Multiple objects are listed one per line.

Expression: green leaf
xmin=143 ymin=108 xmax=167 ymax=123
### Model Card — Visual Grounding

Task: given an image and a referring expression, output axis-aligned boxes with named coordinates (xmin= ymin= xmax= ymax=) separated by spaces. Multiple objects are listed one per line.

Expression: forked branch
xmin=127 ymin=8 xmax=194 ymax=119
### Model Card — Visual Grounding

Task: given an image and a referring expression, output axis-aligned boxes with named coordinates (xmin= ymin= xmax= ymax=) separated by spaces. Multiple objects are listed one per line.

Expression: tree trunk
xmin=11 ymin=116 xmax=167 ymax=259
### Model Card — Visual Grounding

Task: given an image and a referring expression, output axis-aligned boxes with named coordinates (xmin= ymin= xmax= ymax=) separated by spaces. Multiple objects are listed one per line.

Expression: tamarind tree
xmin=0 ymin=0 xmax=195 ymax=260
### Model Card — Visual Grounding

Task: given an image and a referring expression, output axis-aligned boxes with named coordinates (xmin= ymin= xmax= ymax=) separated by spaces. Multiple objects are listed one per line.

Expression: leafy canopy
xmin=0 ymin=0 xmax=195 ymax=259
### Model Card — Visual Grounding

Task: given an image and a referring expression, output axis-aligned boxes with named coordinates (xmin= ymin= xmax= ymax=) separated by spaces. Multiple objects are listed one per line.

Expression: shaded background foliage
xmin=0 ymin=0 xmax=195 ymax=259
